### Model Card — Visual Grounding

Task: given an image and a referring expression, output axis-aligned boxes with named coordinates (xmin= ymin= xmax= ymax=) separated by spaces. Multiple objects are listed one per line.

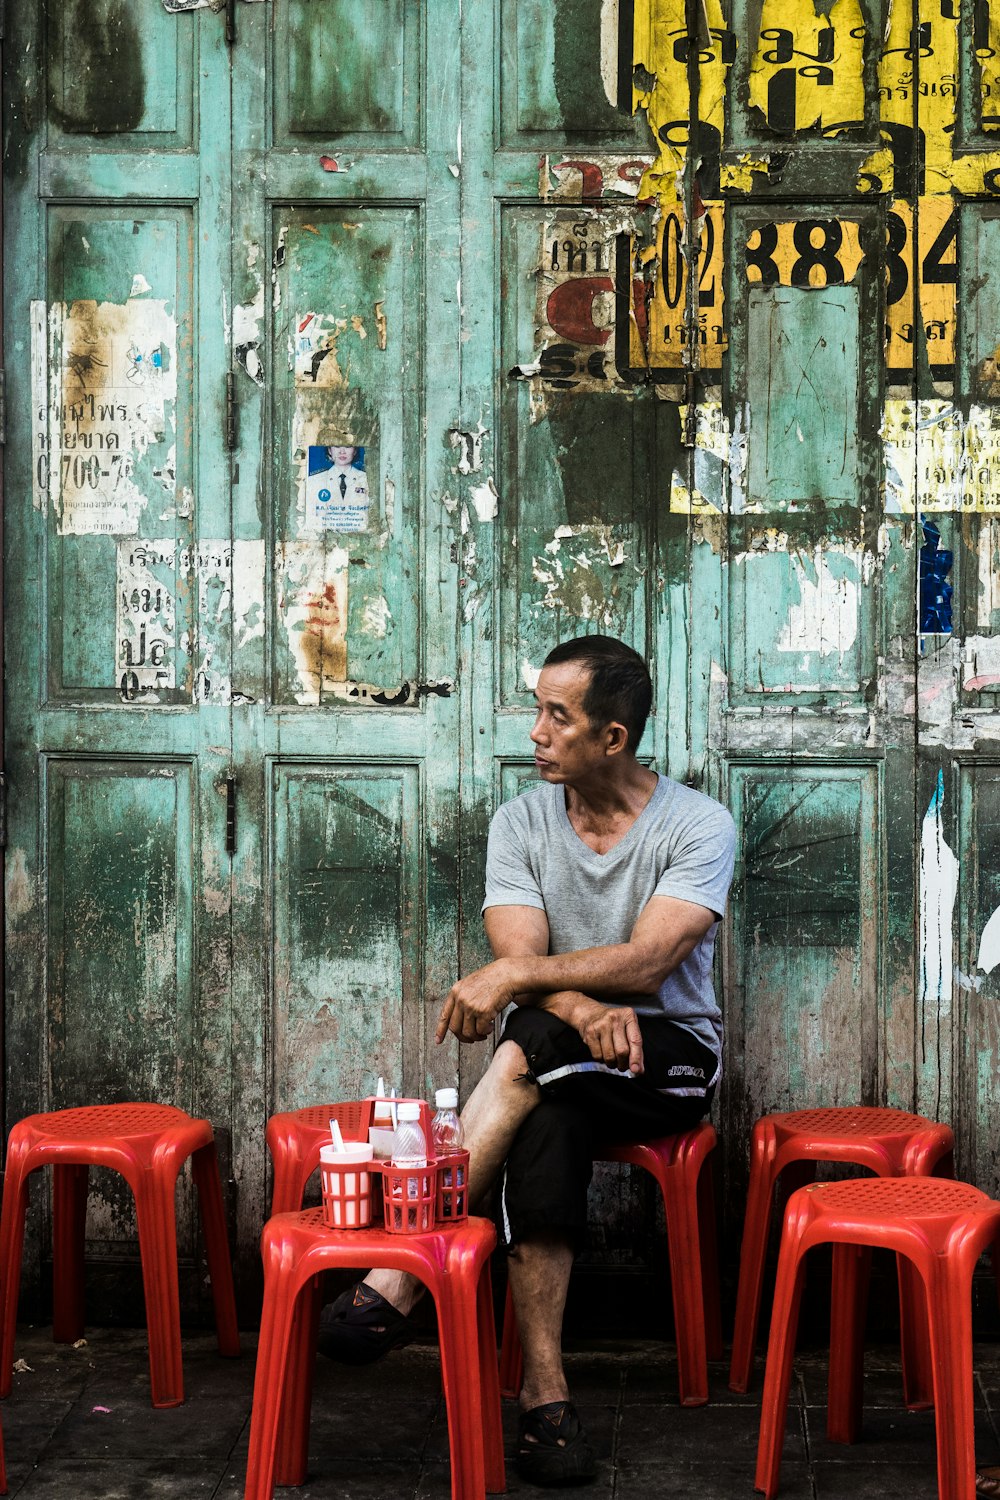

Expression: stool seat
xmin=0 ymin=1103 xmax=240 ymax=1409
xmin=499 ymin=1122 xmax=721 ymax=1407
xmin=244 ymin=1209 xmax=505 ymax=1500
xmin=755 ymin=1176 xmax=1000 ymax=1500
xmin=730 ymin=1105 xmax=955 ymax=1397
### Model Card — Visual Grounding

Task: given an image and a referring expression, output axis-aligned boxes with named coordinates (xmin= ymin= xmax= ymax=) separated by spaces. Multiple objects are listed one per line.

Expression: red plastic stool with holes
xmin=244 ymin=1209 xmax=504 ymax=1500
xmin=0 ymin=1104 xmax=240 ymax=1408
xmin=754 ymin=1176 xmax=1000 ymax=1500
xmin=729 ymin=1106 xmax=955 ymax=1399
xmin=266 ymin=1099 xmax=432 ymax=1216
xmin=498 ymin=1121 xmax=722 ymax=1407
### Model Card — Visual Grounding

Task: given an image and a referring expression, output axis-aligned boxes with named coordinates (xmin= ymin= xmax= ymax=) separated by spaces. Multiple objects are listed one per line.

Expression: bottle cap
xmin=435 ymin=1088 xmax=459 ymax=1109
xmin=397 ymin=1102 xmax=421 ymax=1122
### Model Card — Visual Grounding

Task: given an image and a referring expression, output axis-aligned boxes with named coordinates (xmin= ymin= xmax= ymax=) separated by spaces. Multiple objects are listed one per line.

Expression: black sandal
xmin=316 ymin=1281 xmax=416 ymax=1366
xmin=516 ymin=1400 xmax=597 ymax=1487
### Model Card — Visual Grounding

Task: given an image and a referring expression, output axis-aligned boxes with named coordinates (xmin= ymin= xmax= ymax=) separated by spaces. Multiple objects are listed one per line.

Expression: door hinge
xmin=225 ymin=0 xmax=236 ymax=45
xmin=225 ymin=373 xmax=237 ymax=450
xmin=225 ymin=776 xmax=237 ymax=856
xmin=0 ymin=772 xmax=9 ymax=850
xmin=0 ymin=371 xmax=7 ymax=446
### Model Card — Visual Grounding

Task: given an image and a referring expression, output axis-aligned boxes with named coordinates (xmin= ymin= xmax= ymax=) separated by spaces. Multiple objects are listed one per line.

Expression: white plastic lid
xmin=397 ymin=1102 xmax=421 ymax=1121
xmin=435 ymin=1088 xmax=459 ymax=1109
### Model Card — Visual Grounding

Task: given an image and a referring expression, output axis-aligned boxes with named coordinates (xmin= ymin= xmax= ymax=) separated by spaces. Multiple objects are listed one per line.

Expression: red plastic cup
xmin=320 ymin=1143 xmax=376 ymax=1229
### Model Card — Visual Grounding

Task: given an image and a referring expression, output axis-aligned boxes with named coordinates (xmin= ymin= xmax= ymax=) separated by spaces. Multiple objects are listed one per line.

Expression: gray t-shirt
xmin=483 ymin=774 xmax=736 ymax=1063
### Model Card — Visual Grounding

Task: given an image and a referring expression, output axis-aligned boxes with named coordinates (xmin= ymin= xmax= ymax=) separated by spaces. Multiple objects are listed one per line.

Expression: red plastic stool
xmin=754 ymin=1177 xmax=1000 ymax=1500
xmin=244 ymin=1209 xmax=505 ymax=1500
xmin=266 ymin=1099 xmax=432 ymax=1215
xmin=498 ymin=1122 xmax=722 ymax=1407
xmin=729 ymin=1106 xmax=955 ymax=1398
xmin=0 ymin=1104 xmax=240 ymax=1408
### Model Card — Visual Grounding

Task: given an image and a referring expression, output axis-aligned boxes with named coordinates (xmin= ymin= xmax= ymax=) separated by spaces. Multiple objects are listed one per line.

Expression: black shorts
xmin=496 ymin=1006 xmax=719 ymax=1250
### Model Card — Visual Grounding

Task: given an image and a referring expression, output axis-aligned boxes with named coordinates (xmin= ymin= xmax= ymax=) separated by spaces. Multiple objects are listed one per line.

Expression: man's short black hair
xmin=543 ymin=635 xmax=652 ymax=753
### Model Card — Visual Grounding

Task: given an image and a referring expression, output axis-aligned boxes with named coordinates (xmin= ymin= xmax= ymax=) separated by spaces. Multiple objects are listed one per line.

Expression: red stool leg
xmin=926 ymin=1254 xmax=977 ymax=1500
xmin=437 ymin=1258 xmax=490 ymax=1500
xmin=274 ymin=1273 xmax=322 ymax=1487
xmin=498 ymin=1281 xmax=523 ymax=1399
xmin=0 ymin=1148 xmax=32 ymax=1399
xmin=52 ymin=1163 xmax=89 ymax=1344
xmin=754 ymin=1225 xmax=808 ymax=1500
xmin=661 ymin=1152 xmax=709 ymax=1407
xmin=898 ymin=1253 xmax=934 ymax=1411
xmin=827 ymin=1243 xmax=871 ymax=1444
xmin=730 ymin=1127 xmax=780 ymax=1394
xmin=476 ymin=1259 xmax=506 ymax=1494
xmin=190 ymin=1143 xmax=240 ymax=1357
xmin=133 ymin=1169 xmax=185 ymax=1408
xmin=245 ymin=1246 xmax=306 ymax=1500
xmin=697 ymin=1152 xmax=723 ymax=1361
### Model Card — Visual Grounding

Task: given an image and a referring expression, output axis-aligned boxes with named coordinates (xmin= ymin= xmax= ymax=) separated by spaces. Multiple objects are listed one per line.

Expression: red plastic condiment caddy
xmin=318 ymin=1098 xmax=470 ymax=1234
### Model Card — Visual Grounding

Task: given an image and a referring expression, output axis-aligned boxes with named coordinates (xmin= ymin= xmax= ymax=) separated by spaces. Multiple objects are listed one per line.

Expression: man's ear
xmin=605 ymin=721 xmax=629 ymax=756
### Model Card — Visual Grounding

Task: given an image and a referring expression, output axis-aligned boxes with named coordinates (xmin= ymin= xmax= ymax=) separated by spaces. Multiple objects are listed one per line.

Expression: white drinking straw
xmin=329 ymin=1117 xmax=346 ymax=1152
xmin=389 ymin=1088 xmax=398 ymax=1131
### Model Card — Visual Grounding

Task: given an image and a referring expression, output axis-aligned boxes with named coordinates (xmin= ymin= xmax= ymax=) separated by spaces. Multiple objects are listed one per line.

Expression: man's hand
xmin=435 ymin=959 xmax=519 ymax=1045
xmin=569 ymin=996 xmax=644 ymax=1075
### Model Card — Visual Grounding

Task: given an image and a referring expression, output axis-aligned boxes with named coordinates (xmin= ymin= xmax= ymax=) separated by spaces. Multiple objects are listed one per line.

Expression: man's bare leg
xmin=507 ymin=1233 xmax=574 ymax=1409
xmin=359 ymin=1039 xmax=540 ymax=1317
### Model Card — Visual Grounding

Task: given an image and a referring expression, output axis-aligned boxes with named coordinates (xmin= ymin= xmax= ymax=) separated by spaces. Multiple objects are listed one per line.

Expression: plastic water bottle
xmin=431 ymin=1088 xmax=464 ymax=1194
xmin=431 ymin=1088 xmax=464 ymax=1157
xmin=391 ymin=1103 xmax=428 ymax=1197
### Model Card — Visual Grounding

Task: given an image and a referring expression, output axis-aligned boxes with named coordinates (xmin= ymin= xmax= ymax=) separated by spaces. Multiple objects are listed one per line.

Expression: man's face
xmin=529 ymin=662 xmax=611 ymax=783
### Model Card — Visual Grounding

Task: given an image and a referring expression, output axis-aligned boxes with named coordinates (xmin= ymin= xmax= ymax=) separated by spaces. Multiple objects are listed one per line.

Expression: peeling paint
xmin=117 ymin=539 xmax=176 ymax=698
xmin=233 ymin=244 xmax=265 ymax=387
xmin=978 ymin=904 xmax=1000 ymax=977
xmin=719 ymin=156 xmax=772 ymax=193
xmin=774 ymin=546 xmax=860 ymax=662
xmin=918 ymin=771 xmax=957 ymax=1025
xmin=449 ymin=423 xmax=486 ymax=475
xmin=360 ymin=594 xmax=392 ymax=639
xmin=37 ymin=298 xmax=177 ymax=536
xmin=521 ymin=660 xmax=541 ymax=691
xmin=748 ymin=0 xmax=865 ymax=135
xmin=470 ymin=477 xmax=499 ymax=522
xmin=962 ymin=635 xmax=1000 ymax=693
xmin=280 ymin=542 xmax=350 ymax=704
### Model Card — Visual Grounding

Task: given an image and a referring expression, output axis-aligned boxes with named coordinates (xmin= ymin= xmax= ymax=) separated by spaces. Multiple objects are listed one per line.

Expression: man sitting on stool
xmin=320 ymin=634 xmax=736 ymax=1487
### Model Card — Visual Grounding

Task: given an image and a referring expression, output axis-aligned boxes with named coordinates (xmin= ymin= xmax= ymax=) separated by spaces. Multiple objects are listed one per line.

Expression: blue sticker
xmin=318 ymin=488 xmax=331 ymax=502
xmin=919 ymin=518 xmax=952 ymax=634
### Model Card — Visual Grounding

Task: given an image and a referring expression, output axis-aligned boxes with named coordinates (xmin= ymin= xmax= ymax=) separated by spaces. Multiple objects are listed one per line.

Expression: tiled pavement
xmin=2 ymin=1323 xmax=999 ymax=1498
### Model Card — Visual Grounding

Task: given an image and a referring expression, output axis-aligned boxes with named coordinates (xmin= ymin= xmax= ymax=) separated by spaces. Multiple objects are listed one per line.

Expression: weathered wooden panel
xmin=963 ymin=206 xmax=1000 ymax=401
xmin=497 ymin=204 xmax=663 ymax=705
xmin=728 ymin=537 xmax=872 ymax=702
xmin=275 ymin=0 xmax=421 ymax=145
xmin=42 ymin=209 xmax=194 ymax=705
xmin=499 ymin=0 xmax=642 ymax=146
xmin=727 ymin=762 xmax=879 ymax=1118
xmin=957 ymin=763 xmax=1000 ymax=1195
xmin=270 ymin=763 xmax=419 ymax=1111
xmin=746 ymin=286 xmax=859 ymax=506
xmin=269 ymin=210 xmax=422 ymax=705
xmin=46 ymin=0 xmax=195 ymax=146
xmin=45 ymin=759 xmax=194 ymax=1109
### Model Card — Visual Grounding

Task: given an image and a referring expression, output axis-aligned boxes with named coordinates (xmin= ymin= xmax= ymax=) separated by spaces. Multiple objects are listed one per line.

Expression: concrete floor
xmin=1 ymin=1323 xmax=999 ymax=1498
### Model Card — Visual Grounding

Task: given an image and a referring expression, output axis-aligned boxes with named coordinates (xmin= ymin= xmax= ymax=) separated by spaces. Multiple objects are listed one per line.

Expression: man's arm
xmin=434 ymin=895 xmax=717 ymax=1073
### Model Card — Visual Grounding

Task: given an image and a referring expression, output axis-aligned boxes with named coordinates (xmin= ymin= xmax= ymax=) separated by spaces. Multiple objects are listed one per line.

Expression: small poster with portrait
xmin=305 ymin=443 xmax=370 ymax=532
